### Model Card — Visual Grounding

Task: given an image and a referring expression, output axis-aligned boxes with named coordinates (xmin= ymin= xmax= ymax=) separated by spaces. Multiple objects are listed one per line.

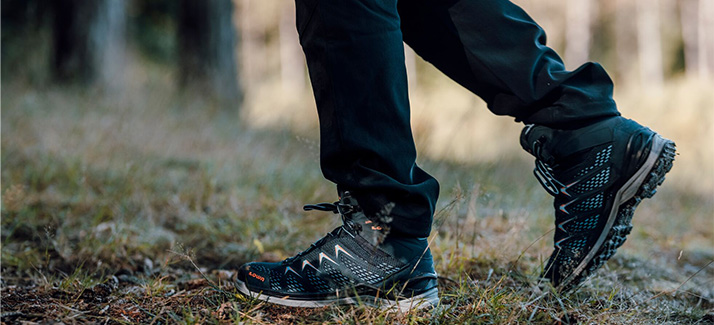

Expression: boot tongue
xmin=343 ymin=210 xmax=388 ymax=246
xmin=337 ymin=193 xmax=429 ymax=265
xmin=338 ymin=193 xmax=388 ymax=246
xmin=520 ymin=124 xmax=558 ymax=165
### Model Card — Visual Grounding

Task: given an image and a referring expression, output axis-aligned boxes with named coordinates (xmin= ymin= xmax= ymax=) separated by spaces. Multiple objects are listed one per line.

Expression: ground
xmin=1 ymin=82 xmax=713 ymax=324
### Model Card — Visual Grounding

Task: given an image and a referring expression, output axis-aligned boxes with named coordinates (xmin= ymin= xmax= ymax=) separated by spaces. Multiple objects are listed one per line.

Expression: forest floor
xmin=2 ymin=83 xmax=713 ymax=324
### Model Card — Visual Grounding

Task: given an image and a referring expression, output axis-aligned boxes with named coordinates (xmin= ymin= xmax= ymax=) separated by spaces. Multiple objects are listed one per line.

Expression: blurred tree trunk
xmin=698 ymin=0 xmax=714 ymax=79
xmin=51 ymin=0 xmax=126 ymax=87
xmin=239 ymin=0 xmax=268 ymax=91
xmin=615 ymin=0 xmax=637 ymax=84
xmin=565 ymin=0 xmax=593 ymax=68
xmin=279 ymin=1 xmax=305 ymax=92
xmin=178 ymin=0 xmax=242 ymax=106
xmin=680 ymin=0 xmax=699 ymax=78
xmin=637 ymin=0 xmax=664 ymax=89
xmin=405 ymin=45 xmax=418 ymax=91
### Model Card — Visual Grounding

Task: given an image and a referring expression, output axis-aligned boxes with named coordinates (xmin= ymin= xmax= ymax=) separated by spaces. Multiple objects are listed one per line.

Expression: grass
xmin=2 ymin=73 xmax=713 ymax=324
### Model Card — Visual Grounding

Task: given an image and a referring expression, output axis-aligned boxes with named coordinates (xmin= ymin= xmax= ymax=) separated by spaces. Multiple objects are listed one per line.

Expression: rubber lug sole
xmin=235 ymin=279 xmax=439 ymax=312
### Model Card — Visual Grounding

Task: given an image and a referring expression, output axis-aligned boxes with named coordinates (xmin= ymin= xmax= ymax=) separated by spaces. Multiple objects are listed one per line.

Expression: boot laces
xmin=303 ymin=201 xmax=357 ymax=216
xmin=534 ymin=159 xmax=564 ymax=196
xmin=282 ymin=226 xmax=341 ymax=265
xmin=532 ymin=141 xmax=564 ymax=197
xmin=281 ymin=199 xmax=361 ymax=265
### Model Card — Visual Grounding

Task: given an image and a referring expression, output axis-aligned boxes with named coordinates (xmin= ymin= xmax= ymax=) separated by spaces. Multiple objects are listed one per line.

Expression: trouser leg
xmin=295 ymin=0 xmax=439 ymax=237
xmin=398 ymin=0 xmax=620 ymax=127
xmin=294 ymin=0 xmax=620 ymax=238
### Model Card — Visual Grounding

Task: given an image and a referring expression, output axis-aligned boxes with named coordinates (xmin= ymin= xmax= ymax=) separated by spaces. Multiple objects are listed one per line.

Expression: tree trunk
xmin=680 ymin=0 xmax=699 ymax=79
xmin=279 ymin=1 xmax=305 ymax=92
xmin=637 ymin=0 xmax=664 ymax=90
xmin=405 ymin=44 xmax=418 ymax=91
xmin=178 ymin=0 xmax=242 ymax=105
xmin=565 ymin=0 xmax=593 ymax=68
xmin=51 ymin=0 xmax=125 ymax=86
xmin=239 ymin=0 xmax=269 ymax=92
xmin=699 ymin=0 xmax=714 ymax=79
xmin=615 ymin=0 xmax=637 ymax=84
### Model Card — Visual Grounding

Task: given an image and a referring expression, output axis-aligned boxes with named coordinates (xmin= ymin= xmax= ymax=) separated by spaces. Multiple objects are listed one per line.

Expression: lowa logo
xmin=249 ymin=272 xmax=265 ymax=282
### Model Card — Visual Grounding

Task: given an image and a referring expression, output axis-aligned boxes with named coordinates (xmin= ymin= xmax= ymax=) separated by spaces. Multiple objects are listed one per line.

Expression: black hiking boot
xmin=235 ymin=192 xmax=439 ymax=310
xmin=521 ymin=116 xmax=676 ymax=292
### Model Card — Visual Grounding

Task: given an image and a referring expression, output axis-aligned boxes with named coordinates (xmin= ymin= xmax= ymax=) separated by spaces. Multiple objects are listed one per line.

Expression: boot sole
xmin=559 ymin=134 xmax=676 ymax=292
xmin=235 ymin=279 xmax=439 ymax=311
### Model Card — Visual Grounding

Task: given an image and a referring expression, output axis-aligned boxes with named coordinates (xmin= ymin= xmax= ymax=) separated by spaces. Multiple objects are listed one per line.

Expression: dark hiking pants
xmin=295 ymin=0 xmax=620 ymax=237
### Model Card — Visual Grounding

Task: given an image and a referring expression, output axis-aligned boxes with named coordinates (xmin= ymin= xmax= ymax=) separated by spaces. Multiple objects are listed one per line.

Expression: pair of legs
xmin=297 ymin=0 xmax=618 ymax=237
xmin=235 ymin=0 xmax=675 ymax=307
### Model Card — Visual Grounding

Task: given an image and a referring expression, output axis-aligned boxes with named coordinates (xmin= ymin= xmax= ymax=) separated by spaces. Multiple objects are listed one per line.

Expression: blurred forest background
xmin=1 ymin=0 xmax=713 ymax=323
xmin=2 ymin=0 xmax=713 ymax=189
xmin=4 ymin=0 xmax=714 ymax=88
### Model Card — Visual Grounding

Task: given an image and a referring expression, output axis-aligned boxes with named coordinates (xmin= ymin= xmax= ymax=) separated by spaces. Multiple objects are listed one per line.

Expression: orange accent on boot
xmin=248 ymin=272 xmax=265 ymax=282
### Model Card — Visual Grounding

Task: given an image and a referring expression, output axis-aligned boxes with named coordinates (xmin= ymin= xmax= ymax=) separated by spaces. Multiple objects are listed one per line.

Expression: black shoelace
xmin=531 ymin=139 xmax=564 ymax=197
xmin=282 ymin=226 xmax=342 ymax=265
xmin=303 ymin=201 xmax=358 ymax=216
xmin=534 ymin=159 xmax=564 ymax=196
xmin=281 ymin=200 xmax=360 ymax=265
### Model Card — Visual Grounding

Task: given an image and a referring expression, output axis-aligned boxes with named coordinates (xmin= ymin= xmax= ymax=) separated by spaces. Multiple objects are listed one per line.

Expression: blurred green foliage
xmin=1 ymin=0 xmax=181 ymax=83
xmin=1 ymin=0 xmax=52 ymax=83
xmin=128 ymin=0 xmax=178 ymax=63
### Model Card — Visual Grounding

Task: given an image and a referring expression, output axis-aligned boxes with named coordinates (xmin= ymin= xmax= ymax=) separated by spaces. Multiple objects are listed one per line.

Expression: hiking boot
xmin=235 ymin=192 xmax=439 ymax=310
xmin=520 ymin=116 xmax=676 ymax=292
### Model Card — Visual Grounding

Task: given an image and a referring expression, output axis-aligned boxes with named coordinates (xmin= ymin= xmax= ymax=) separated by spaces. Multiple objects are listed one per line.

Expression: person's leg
xmin=295 ymin=0 xmax=438 ymax=239
xmin=235 ymin=0 xmax=439 ymax=309
xmin=397 ymin=0 xmax=675 ymax=291
xmin=398 ymin=0 xmax=619 ymax=128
